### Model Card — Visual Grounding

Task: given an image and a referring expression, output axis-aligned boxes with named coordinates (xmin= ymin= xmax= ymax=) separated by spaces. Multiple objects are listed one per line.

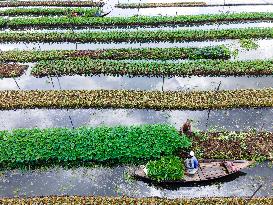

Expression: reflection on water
xmin=0 ymin=108 xmax=272 ymax=131
xmin=0 ymin=162 xmax=272 ymax=198
xmin=0 ymin=64 xmax=273 ymax=91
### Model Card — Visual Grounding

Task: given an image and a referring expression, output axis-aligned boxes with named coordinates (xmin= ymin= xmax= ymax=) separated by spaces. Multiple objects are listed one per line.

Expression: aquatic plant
xmin=0 ymin=89 xmax=272 ymax=110
xmin=0 ymin=125 xmax=190 ymax=168
xmin=0 ymin=27 xmax=273 ymax=43
xmin=147 ymin=156 xmax=185 ymax=182
xmin=0 ymin=63 xmax=28 ymax=78
xmin=191 ymin=132 xmax=273 ymax=162
xmin=3 ymin=13 xmax=273 ymax=28
xmin=239 ymin=39 xmax=259 ymax=50
xmin=0 ymin=8 xmax=102 ymax=17
xmin=116 ymin=2 xmax=207 ymax=8
xmin=32 ymin=58 xmax=273 ymax=77
xmin=0 ymin=196 xmax=272 ymax=204
xmin=0 ymin=1 xmax=104 ymax=7
xmin=0 ymin=46 xmax=231 ymax=63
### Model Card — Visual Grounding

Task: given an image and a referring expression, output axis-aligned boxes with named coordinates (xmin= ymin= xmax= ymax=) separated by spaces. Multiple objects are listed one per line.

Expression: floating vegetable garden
xmin=0 ymin=1 xmax=104 ymax=7
xmin=1 ymin=27 xmax=273 ymax=43
xmin=116 ymin=2 xmax=207 ymax=8
xmin=32 ymin=58 xmax=273 ymax=77
xmin=0 ymin=46 xmax=231 ymax=63
xmin=0 ymin=63 xmax=28 ymax=78
xmin=2 ymin=12 xmax=273 ymax=28
xmin=0 ymin=8 xmax=102 ymax=17
xmin=192 ymin=132 xmax=273 ymax=162
xmin=0 ymin=89 xmax=272 ymax=110
xmin=0 ymin=125 xmax=190 ymax=168
xmin=0 ymin=196 xmax=272 ymax=205
xmin=0 ymin=0 xmax=272 ymax=200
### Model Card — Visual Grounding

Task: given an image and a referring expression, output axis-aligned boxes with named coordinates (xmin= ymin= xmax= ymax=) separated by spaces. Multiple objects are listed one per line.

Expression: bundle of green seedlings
xmin=31 ymin=58 xmax=273 ymax=77
xmin=0 ymin=196 xmax=272 ymax=205
xmin=116 ymin=2 xmax=207 ymax=8
xmin=3 ymin=12 xmax=273 ymax=28
xmin=0 ymin=89 xmax=272 ymax=110
xmin=0 ymin=46 xmax=230 ymax=63
xmin=0 ymin=63 xmax=28 ymax=78
xmin=0 ymin=124 xmax=190 ymax=168
xmin=0 ymin=8 xmax=102 ymax=17
xmin=0 ymin=1 xmax=104 ymax=7
xmin=0 ymin=27 xmax=272 ymax=42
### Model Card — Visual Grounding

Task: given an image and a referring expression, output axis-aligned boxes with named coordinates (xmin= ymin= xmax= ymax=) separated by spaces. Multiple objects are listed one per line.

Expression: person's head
xmin=189 ymin=151 xmax=195 ymax=157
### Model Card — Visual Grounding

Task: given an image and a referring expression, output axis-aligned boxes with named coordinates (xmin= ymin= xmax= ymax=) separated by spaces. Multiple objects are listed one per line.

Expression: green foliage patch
xmin=2 ymin=12 xmax=273 ymax=28
xmin=32 ymin=58 xmax=273 ymax=77
xmin=0 ymin=125 xmax=191 ymax=168
xmin=147 ymin=156 xmax=184 ymax=182
xmin=0 ymin=27 xmax=273 ymax=43
xmin=239 ymin=39 xmax=259 ymax=50
xmin=0 ymin=46 xmax=231 ymax=63
xmin=0 ymin=8 xmax=101 ymax=17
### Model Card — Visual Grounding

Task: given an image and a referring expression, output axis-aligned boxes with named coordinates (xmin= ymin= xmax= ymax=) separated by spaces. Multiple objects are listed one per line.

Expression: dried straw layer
xmin=0 ymin=89 xmax=272 ymax=110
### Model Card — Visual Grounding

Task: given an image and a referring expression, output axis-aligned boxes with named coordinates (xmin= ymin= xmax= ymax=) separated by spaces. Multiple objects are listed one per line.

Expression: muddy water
xmin=0 ymin=107 xmax=272 ymax=131
xmin=0 ymin=162 xmax=272 ymax=198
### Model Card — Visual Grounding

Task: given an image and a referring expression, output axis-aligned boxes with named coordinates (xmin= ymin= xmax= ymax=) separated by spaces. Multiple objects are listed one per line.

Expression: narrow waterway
xmin=0 ymin=162 xmax=272 ymax=198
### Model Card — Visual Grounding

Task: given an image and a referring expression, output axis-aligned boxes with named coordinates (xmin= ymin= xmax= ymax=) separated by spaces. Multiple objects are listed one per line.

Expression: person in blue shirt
xmin=185 ymin=151 xmax=199 ymax=175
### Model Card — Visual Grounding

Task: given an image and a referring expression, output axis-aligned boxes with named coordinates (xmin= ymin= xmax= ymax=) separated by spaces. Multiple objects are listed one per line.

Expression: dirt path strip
xmin=0 ymin=63 xmax=28 ymax=78
xmin=0 ymin=89 xmax=272 ymax=110
xmin=0 ymin=196 xmax=272 ymax=204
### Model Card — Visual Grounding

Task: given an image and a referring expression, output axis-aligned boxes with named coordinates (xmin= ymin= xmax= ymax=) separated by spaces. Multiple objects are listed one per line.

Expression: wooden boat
xmin=132 ymin=159 xmax=254 ymax=183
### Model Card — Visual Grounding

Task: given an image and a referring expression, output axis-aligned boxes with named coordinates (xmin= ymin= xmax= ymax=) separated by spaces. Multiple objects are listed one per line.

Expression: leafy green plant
xmin=116 ymin=2 xmax=207 ymax=8
xmin=0 ymin=46 xmax=231 ymax=63
xmin=0 ymin=8 xmax=102 ymax=17
xmin=146 ymin=156 xmax=184 ymax=182
xmin=239 ymin=39 xmax=259 ymax=50
xmin=0 ymin=89 xmax=272 ymax=110
xmin=32 ymin=58 xmax=273 ymax=77
xmin=0 ymin=1 xmax=104 ymax=7
xmin=0 ymin=125 xmax=191 ymax=168
xmin=2 ymin=12 xmax=273 ymax=29
xmin=0 ymin=27 xmax=272 ymax=43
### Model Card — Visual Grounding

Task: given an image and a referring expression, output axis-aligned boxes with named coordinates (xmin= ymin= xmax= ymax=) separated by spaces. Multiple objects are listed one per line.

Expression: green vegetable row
xmin=0 ymin=89 xmax=272 ymax=110
xmin=0 ymin=46 xmax=230 ymax=63
xmin=1 ymin=196 xmax=272 ymax=205
xmin=0 ymin=63 xmax=28 ymax=78
xmin=0 ymin=125 xmax=190 ymax=168
xmin=0 ymin=27 xmax=272 ymax=43
xmin=0 ymin=1 xmax=104 ymax=7
xmin=116 ymin=2 xmax=207 ymax=8
xmin=0 ymin=8 xmax=101 ymax=17
xmin=31 ymin=58 xmax=273 ymax=77
xmin=2 ymin=12 xmax=273 ymax=28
